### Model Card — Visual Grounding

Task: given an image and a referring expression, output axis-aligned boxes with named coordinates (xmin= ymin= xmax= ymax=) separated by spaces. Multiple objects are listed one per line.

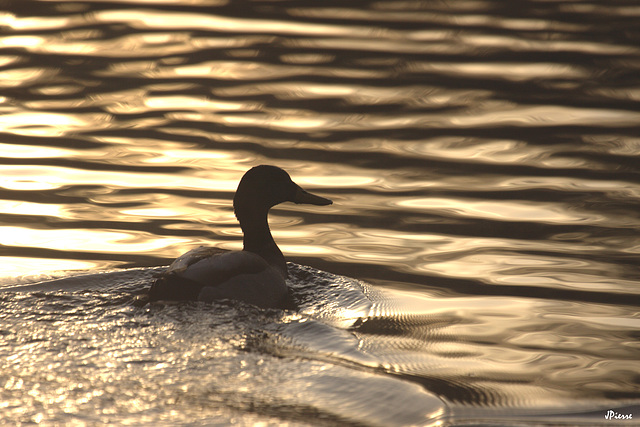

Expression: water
xmin=1 ymin=0 xmax=639 ymax=425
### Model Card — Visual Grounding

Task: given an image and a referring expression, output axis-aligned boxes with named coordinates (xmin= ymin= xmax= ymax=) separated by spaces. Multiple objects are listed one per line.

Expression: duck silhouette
xmin=147 ymin=165 xmax=332 ymax=308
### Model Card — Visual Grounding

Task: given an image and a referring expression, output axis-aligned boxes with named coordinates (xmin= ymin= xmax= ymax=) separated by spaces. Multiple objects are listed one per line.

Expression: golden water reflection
xmin=398 ymin=197 xmax=602 ymax=224
xmin=93 ymin=9 xmax=380 ymax=37
xmin=0 ymin=257 xmax=108 ymax=283
xmin=0 ymin=112 xmax=111 ymax=137
xmin=0 ymin=226 xmax=190 ymax=254
xmin=1 ymin=1 xmax=639 ymax=424
xmin=426 ymin=253 xmax=638 ymax=294
xmin=0 ymin=0 xmax=637 ymax=294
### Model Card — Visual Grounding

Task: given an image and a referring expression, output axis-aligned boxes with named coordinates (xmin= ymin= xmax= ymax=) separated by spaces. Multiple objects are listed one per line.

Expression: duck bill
xmin=292 ymin=185 xmax=332 ymax=206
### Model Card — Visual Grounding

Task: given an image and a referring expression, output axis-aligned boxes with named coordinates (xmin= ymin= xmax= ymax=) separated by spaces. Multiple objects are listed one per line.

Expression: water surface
xmin=1 ymin=0 xmax=639 ymax=425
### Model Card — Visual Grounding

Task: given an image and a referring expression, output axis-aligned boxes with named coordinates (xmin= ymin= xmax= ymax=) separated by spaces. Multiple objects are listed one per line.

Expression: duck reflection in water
xmin=146 ymin=165 xmax=332 ymax=308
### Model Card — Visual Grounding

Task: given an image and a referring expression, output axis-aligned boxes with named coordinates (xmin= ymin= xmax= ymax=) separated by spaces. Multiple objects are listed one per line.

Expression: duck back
xmin=149 ymin=249 xmax=291 ymax=308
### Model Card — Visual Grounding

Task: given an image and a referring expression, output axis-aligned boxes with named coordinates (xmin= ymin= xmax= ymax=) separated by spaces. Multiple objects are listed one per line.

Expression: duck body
xmin=149 ymin=246 xmax=289 ymax=308
xmin=147 ymin=165 xmax=331 ymax=309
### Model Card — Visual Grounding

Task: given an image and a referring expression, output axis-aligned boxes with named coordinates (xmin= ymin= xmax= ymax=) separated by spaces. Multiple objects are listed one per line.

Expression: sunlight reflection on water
xmin=397 ymin=197 xmax=603 ymax=224
xmin=0 ymin=225 xmax=190 ymax=254
xmin=1 ymin=0 xmax=639 ymax=424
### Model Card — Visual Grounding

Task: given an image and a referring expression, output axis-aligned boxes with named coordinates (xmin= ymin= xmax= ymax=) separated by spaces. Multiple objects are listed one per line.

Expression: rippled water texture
xmin=1 ymin=0 xmax=639 ymax=425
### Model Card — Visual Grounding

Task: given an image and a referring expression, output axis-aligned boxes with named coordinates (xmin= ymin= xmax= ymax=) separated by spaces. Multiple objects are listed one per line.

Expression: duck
xmin=146 ymin=165 xmax=332 ymax=309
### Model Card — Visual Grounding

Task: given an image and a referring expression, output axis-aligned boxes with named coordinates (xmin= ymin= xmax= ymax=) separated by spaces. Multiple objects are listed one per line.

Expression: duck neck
xmin=238 ymin=209 xmax=287 ymax=277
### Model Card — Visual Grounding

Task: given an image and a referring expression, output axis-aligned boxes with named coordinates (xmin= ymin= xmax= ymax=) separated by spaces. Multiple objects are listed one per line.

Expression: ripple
xmin=0 ymin=225 xmax=190 ymax=254
xmin=1 ymin=0 xmax=639 ymax=423
xmin=0 ymin=112 xmax=112 ymax=137
xmin=459 ymin=33 xmax=639 ymax=55
xmin=0 ymin=143 xmax=76 ymax=159
xmin=94 ymin=9 xmax=381 ymax=38
xmin=0 ymin=258 xmax=110 ymax=284
xmin=413 ymin=61 xmax=588 ymax=81
xmin=0 ymin=67 xmax=58 ymax=88
xmin=447 ymin=105 xmax=640 ymax=128
xmin=397 ymin=197 xmax=602 ymax=225
xmin=425 ymin=253 xmax=639 ymax=294
xmin=0 ymin=165 xmax=231 ymax=192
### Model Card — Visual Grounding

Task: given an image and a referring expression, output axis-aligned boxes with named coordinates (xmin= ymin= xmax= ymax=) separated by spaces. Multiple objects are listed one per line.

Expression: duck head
xmin=232 ymin=165 xmax=332 ymax=275
xmin=233 ymin=165 xmax=332 ymax=218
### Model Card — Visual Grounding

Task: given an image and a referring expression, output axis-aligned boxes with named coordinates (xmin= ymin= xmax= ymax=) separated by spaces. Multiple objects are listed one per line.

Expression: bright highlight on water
xmin=0 ymin=0 xmax=639 ymax=425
